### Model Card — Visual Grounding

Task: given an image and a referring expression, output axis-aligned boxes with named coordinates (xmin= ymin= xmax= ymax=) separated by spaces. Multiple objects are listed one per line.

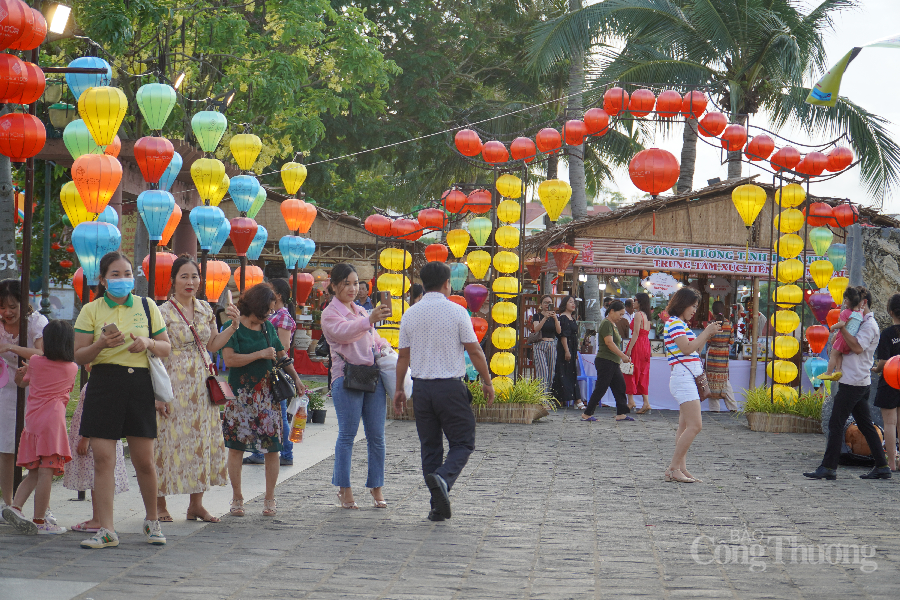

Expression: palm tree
xmin=527 ymin=0 xmax=900 ymax=201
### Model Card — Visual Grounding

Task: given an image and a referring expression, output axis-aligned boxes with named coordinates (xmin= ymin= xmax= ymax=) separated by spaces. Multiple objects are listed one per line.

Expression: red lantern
xmin=826 ymin=308 xmax=841 ymax=328
xmin=8 ymin=61 xmax=43 ymax=105
xmin=535 ymin=128 xmax=561 ymax=154
xmin=796 ymin=151 xmax=828 ymax=178
xmin=805 ymin=202 xmax=835 ymax=227
xmin=134 ymin=136 xmax=175 ymax=184
xmin=628 ymin=89 xmax=655 ymax=117
xmin=603 ymin=87 xmax=629 ymax=116
xmin=481 ymin=140 xmax=509 ymax=163
xmin=0 ymin=53 xmax=25 ymax=102
xmin=884 ymin=356 xmax=900 ymax=390
xmin=418 ymin=208 xmax=447 ymax=231
xmin=66 ymin=244 xmax=74 ymax=253
xmin=471 ymin=317 xmax=488 ymax=342
xmin=548 ymin=244 xmax=580 ymax=275
xmin=59 ymin=259 xmax=73 ymax=269
xmin=365 ymin=214 xmax=392 ymax=237
xmin=563 ymin=119 xmax=587 ymax=146
xmin=698 ymin=112 xmax=727 ymax=137
xmin=229 ymin=217 xmax=258 ymax=256
xmin=72 ymin=268 xmax=96 ymax=303
xmin=449 ymin=295 xmax=467 ymax=309
xmin=806 ymin=325 xmax=829 ymax=354
xmin=745 ymin=135 xmax=774 ymax=161
xmin=8 ymin=6 xmax=46 ymax=51
xmin=510 ymin=137 xmax=536 ymax=162
xmin=454 ymin=129 xmax=482 ymax=157
xmin=720 ymin=124 xmax=747 ymax=152
xmin=525 ymin=258 xmax=544 ymax=282
xmin=390 ymin=218 xmax=420 ymax=241
xmin=425 ymin=243 xmax=449 ymax=263
xmin=770 ymin=146 xmax=801 ymax=172
xmin=833 ymin=204 xmax=859 ymax=228
xmin=51 ymin=242 xmax=60 ymax=250
xmin=0 ymin=1 xmax=26 ymax=51
xmin=826 ymin=146 xmax=853 ymax=172
xmin=0 ymin=113 xmax=45 ymax=162
xmin=291 ymin=272 xmax=315 ymax=305
xmin=655 ymin=90 xmax=682 ymax=118
xmin=141 ymin=251 xmax=176 ymax=300
xmin=467 ymin=189 xmax=492 ymax=215
xmin=104 ymin=135 xmax=122 ymax=158
xmin=442 ymin=189 xmax=467 ymax=214
xmin=628 ymin=148 xmax=679 ymax=195
xmin=681 ymin=91 xmax=707 ymax=119
xmin=583 ymin=108 xmax=609 ymax=136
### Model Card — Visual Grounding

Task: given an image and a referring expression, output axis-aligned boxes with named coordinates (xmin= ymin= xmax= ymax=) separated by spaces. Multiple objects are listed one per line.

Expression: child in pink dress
xmin=1 ymin=321 xmax=78 ymax=535
xmin=820 ymin=286 xmax=864 ymax=381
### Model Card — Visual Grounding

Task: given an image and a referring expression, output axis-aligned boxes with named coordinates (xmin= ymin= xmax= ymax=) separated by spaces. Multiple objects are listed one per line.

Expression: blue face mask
xmin=106 ymin=277 xmax=135 ymax=298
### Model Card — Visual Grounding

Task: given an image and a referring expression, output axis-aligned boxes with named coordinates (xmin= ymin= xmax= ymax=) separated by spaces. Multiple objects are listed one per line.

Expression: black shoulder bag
xmin=315 ymin=335 xmax=331 ymax=358
xmin=262 ymin=323 xmax=297 ymax=402
xmin=337 ymin=350 xmax=380 ymax=392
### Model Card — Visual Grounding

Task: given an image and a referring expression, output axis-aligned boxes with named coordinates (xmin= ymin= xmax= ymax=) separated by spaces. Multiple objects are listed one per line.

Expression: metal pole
xmin=239 ymin=255 xmax=247 ymax=292
xmin=148 ymin=242 xmax=157 ymax=301
xmin=40 ymin=161 xmax=51 ymax=316
xmin=199 ymin=249 xmax=208 ymax=300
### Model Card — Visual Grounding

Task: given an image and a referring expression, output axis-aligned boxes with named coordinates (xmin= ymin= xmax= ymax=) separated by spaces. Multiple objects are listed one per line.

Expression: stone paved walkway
xmin=1 ymin=407 xmax=899 ymax=599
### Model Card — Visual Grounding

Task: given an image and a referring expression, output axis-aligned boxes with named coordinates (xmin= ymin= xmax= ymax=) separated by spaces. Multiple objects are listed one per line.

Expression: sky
xmin=560 ymin=0 xmax=900 ymax=214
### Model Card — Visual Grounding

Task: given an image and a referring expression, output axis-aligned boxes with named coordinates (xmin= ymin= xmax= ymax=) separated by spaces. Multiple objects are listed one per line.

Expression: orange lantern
xmin=0 ymin=113 xmax=46 ymax=162
xmin=805 ymin=202 xmax=835 ymax=227
xmin=806 ymin=325 xmax=829 ymax=355
xmin=583 ymin=108 xmax=609 ymax=135
xmin=471 ymin=317 xmax=488 ymax=342
xmin=72 ymin=268 xmax=96 ymax=303
xmin=548 ymin=244 xmax=579 ymax=276
xmin=418 ymin=208 xmax=447 ymax=231
xmin=71 ymin=154 xmax=123 ymax=213
xmin=290 ymin=272 xmax=315 ymax=305
xmin=698 ymin=112 xmax=727 ymax=137
xmin=467 ymin=189 xmax=492 ymax=215
xmin=297 ymin=201 xmax=317 ymax=233
xmin=563 ymin=120 xmax=587 ymax=146
xmin=205 ymin=260 xmax=231 ymax=302
xmin=720 ymin=124 xmax=747 ymax=151
xmin=681 ymin=91 xmax=707 ymax=119
xmin=536 ymin=128 xmax=562 ymax=154
xmin=424 ymin=243 xmax=449 ymax=262
xmin=826 ymin=146 xmax=853 ymax=172
xmin=745 ymin=135 xmax=775 ymax=161
xmin=481 ymin=140 xmax=508 ymax=163
xmin=628 ymin=148 xmax=679 ymax=195
xmin=655 ymin=90 xmax=682 ymax=117
xmin=833 ymin=204 xmax=859 ymax=228
xmin=826 ymin=308 xmax=841 ymax=328
xmin=391 ymin=218 xmax=420 ymax=241
xmin=796 ymin=152 xmax=828 ymax=177
xmin=770 ymin=146 xmax=801 ymax=172
xmin=442 ymin=189 xmax=467 ymax=214
xmin=449 ymin=295 xmax=467 ymax=309
xmin=603 ymin=87 xmax=629 ymax=116
xmin=141 ymin=251 xmax=176 ymax=300
xmin=159 ymin=203 xmax=181 ymax=247
xmin=365 ymin=214 xmax=393 ymax=237
xmin=510 ymin=137 xmax=536 ymax=162
xmin=281 ymin=198 xmax=304 ymax=231
xmin=234 ymin=265 xmax=264 ymax=289
xmin=104 ymin=135 xmax=122 ymax=158
xmin=8 ymin=61 xmax=44 ymax=106
xmin=628 ymin=89 xmax=655 ymax=117
xmin=454 ymin=129 xmax=482 ymax=157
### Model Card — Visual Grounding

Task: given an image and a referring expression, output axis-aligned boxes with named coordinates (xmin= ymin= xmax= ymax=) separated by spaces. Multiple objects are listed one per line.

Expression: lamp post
xmin=39 ymin=161 xmax=52 ymax=316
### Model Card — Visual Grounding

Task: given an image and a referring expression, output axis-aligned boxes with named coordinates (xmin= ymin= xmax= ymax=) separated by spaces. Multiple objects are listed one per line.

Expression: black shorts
xmin=874 ymin=383 xmax=900 ymax=410
xmin=80 ymin=364 xmax=157 ymax=439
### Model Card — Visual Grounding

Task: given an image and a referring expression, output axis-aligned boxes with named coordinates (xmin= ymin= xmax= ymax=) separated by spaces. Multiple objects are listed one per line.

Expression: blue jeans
xmin=249 ymin=400 xmax=293 ymax=460
xmin=331 ymin=376 xmax=386 ymax=489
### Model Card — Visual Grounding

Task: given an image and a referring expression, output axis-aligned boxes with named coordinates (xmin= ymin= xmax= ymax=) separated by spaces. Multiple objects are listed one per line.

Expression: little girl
xmin=820 ymin=287 xmax=863 ymax=381
xmin=1 ymin=320 xmax=78 ymax=535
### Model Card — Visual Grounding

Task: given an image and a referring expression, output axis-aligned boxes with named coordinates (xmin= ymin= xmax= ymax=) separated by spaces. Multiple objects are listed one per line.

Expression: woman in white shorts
xmin=663 ymin=288 xmax=720 ymax=483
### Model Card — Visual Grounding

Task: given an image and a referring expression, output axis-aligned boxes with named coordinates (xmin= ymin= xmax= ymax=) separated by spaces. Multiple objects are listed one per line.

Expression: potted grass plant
xmin=308 ymin=392 xmax=327 ymax=424
xmin=741 ymin=386 xmax=824 ymax=434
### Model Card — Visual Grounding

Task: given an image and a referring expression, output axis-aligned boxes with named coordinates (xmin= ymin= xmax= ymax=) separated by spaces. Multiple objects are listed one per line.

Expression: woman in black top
xmin=531 ymin=295 xmax=561 ymax=397
xmin=873 ymin=293 xmax=900 ymax=471
xmin=553 ymin=296 xmax=583 ymax=409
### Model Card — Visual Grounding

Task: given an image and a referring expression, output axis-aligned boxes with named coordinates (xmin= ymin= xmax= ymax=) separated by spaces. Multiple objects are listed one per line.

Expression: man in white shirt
xmin=395 ymin=262 xmax=494 ymax=521
xmin=804 ymin=286 xmax=891 ymax=480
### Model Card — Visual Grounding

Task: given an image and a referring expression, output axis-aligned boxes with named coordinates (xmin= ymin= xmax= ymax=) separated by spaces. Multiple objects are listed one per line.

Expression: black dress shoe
xmin=425 ymin=473 xmax=451 ymax=519
xmin=427 ymin=509 xmax=445 ymax=522
xmin=860 ymin=466 xmax=892 ymax=479
xmin=803 ymin=466 xmax=837 ymax=480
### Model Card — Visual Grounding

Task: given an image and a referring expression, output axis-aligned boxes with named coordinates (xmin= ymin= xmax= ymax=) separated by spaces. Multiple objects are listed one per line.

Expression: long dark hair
xmin=95 ymin=252 xmax=133 ymax=298
xmin=42 ymin=320 xmax=75 ymax=363
xmin=327 ymin=263 xmax=358 ymax=296
xmin=634 ymin=292 xmax=651 ymax=316
xmin=0 ymin=279 xmax=32 ymax=317
xmin=557 ymin=295 xmax=576 ymax=314
xmin=270 ymin=278 xmax=296 ymax=320
xmin=666 ymin=287 xmax=700 ymax=319
xmin=888 ymin=294 xmax=900 ymax=319
xmin=168 ymin=254 xmax=200 ymax=298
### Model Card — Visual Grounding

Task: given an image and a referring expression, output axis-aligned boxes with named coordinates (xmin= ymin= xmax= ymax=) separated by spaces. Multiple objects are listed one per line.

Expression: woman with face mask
xmin=73 ymin=252 xmax=172 ymax=549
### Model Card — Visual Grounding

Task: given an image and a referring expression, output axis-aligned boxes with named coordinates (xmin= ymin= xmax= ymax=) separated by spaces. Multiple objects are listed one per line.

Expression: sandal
xmin=187 ymin=510 xmax=220 ymax=523
xmin=262 ymin=499 xmax=277 ymax=517
xmin=157 ymin=512 xmax=174 ymax=523
xmin=229 ymin=499 xmax=245 ymax=517
xmin=636 ymin=406 xmax=651 ymax=414
xmin=337 ymin=491 xmax=359 ymax=510
xmin=370 ymin=489 xmax=387 ymax=509
xmin=71 ymin=521 xmax=101 ymax=533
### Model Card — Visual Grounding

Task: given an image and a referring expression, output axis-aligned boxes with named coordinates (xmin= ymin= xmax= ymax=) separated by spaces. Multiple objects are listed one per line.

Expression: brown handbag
xmin=666 ymin=349 xmax=711 ymax=401
xmin=170 ymin=300 xmax=236 ymax=406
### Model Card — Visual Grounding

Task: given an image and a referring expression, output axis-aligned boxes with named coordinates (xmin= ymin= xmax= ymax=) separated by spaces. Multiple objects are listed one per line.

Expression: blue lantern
xmin=72 ymin=221 xmax=122 ymax=285
xmin=157 ymin=151 xmax=183 ymax=192
xmin=96 ymin=205 xmax=119 ymax=227
xmin=296 ymin=237 xmax=316 ymax=270
xmin=279 ymin=235 xmax=304 ymax=269
xmin=229 ymin=175 xmax=260 ymax=214
xmin=209 ymin=219 xmax=232 ymax=254
xmin=450 ymin=263 xmax=468 ymax=291
xmin=189 ymin=206 xmax=226 ymax=251
xmin=65 ymin=57 xmax=112 ymax=102
xmin=804 ymin=357 xmax=828 ymax=389
xmin=137 ymin=190 xmax=175 ymax=241
xmin=246 ymin=225 xmax=267 ymax=261
xmin=827 ymin=243 xmax=847 ymax=273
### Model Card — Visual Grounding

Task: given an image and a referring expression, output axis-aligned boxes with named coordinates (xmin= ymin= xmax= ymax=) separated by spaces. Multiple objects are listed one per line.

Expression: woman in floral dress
xmin=155 ymin=256 xmax=240 ymax=523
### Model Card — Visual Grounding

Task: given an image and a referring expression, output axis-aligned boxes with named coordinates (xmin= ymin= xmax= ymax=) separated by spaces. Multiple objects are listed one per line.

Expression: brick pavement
xmin=1 ymin=407 xmax=899 ymax=600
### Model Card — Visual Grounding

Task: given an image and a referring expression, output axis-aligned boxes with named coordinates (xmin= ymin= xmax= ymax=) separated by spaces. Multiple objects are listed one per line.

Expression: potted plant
xmin=741 ymin=386 xmax=823 ymax=434
xmin=308 ymin=392 xmax=326 ymax=424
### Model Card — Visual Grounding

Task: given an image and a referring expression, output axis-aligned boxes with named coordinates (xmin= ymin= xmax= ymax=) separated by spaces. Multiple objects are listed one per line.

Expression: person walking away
xmin=581 ymin=300 xmax=632 ymax=422
xmin=2 ymin=320 xmax=78 ymax=535
xmin=664 ymin=288 xmax=721 ymax=483
xmin=531 ymin=295 xmax=560 ymax=397
xmin=625 ymin=293 xmax=652 ymax=414
xmin=321 ymin=263 xmax=392 ymax=510
xmin=553 ymin=296 xmax=583 ymax=410
xmin=873 ymin=294 xmax=900 ymax=471
xmin=394 ymin=262 xmax=494 ymax=521
xmin=804 ymin=286 xmax=890 ymax=480
xmin=705 ymin=301 xmax=739 ymax=412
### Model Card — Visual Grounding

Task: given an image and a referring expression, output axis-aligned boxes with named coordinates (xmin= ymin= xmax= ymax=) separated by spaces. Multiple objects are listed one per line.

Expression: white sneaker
xmin=2 ymin=506 xmax=37 ymax=535
xmin=80 ymin=527 xmax=119 ymax=549
xmin=36 ymin=521 xmax=67 ymax=535
xmin=44 ymin=508 xmax=57 ymax=526
xmin=143 ymin=519 xmax=166 ymax=545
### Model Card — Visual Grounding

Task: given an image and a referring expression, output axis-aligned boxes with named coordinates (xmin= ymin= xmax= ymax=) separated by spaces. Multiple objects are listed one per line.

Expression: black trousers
xmin=412 ymin=378 xmax=476 ymax=492
xmin=585 ymin=357 xmax=630 ymax=416
xmin=822 ymin=383 xmax=887 ymax=470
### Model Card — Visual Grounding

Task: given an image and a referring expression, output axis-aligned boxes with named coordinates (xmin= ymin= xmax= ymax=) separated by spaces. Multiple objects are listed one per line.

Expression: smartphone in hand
xmin=225 ymin=289 xmax=233 ymax=306
xmin=379 ymin=291 xmax=392 ymax=318
xmin=101 ymin=323 xmax=119 ymax=336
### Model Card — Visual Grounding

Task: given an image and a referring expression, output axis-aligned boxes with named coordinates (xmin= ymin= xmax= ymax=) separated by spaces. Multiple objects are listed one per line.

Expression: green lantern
xmin=468 ymin=217 xmax=492 ymax=247
xmin=190 ymin=110 xmax=228 ymax=152
xmin=63 ymin=119 xmax=102 ymax=159
xmin=136 ymin=83 xmax=177 ymax=131
xmin=247 ymin=186 xmax=267 ymax=219
xmin=809 ymin=226 xmax=833 ymax=256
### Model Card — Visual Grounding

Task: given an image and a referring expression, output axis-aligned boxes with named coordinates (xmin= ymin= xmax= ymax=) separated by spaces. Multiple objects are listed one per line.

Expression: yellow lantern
xmin=774 ymin=209 xmax=804 ymax=234
xmin=774 ymin=335 xmax=800 ymax=359
xmin=377 ymin=273 xmax=410 ymax=297
xmin=497 ymin=200 xmax=521 ymax=223
xmin=493 ymin=276 xmax=520 ymax=299
xmin=774 ymin=284 xmax=802 ymax=308
xmin=770 ymin=310 xmax=800 ymax=334
xmin=281 ymin=162 xmax=307 ymax=195
xmin=495 ymin=225 xmax=520 ymax=249
xmin=384 ymin=298 xmax=410 ymax=322
xmin=490 ymin=351 xmax=516 ymax=376
xmin=767 ymin=360 xmax=798 ymax=384
xmin=776 ymin=258 xmax=803 ymax=284
xmin=377 ymin=326 xmax=399 ymax=348
xmin=538 ymin=179 xmax=572 ymax=222
xmin=492 ymin=376 xmax=514 ymax=398
xmin=774 ymin=183 xmax=806 ymax=208
xmin=777 ymin=234 xmax=804 ymax=259
xmin=493 ymin=251 xmax=519 ymax=274
xmin=491 ymin=326 xmax=517 ymax=350
xmin=467 ymin=250 xmax=491 ymax=279
xmin=78 ymin=86 xmax=127 ymax=146
xmin=809 ymin=260 xmax=833 ymax=289
xmin=230 ymin=134 xmax=262 ymax=171
xmin=731 ymin=184 xmax=767 ymax=228
xmin=191 ymin=158 xmax=227 ymax=203
xmin=496 ymin=174 xmax=523 ymax=199
xmin=60 ymin=181 xmax=94 ymax=226
xmin=773 ymin=384 xmax=798 ymax=403
xmin=447 ymin=229 xmax=470 ymax=258
xmin=492 ymin=301 xmax=517 ymax=325
xmin=468 ymin=217 xmax=492 ymax=246
xmin=828 ymin=276 xmax=849 ymax=306
xmin=379 ymin=248 xmax=412 ymax=271
xmin=209 ymin=173 xmax=230 ymax=207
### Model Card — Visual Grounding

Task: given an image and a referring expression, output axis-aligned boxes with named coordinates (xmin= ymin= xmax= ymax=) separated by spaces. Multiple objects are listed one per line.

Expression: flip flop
xmin=157 ymin=513 xmax=174 ymax=523
xmin=71 ymin=521 xmax=101 ymax=533
xmin=616 ymin=416 xmax=635 ymax=421
xmin=580 ymin=416 xmax=598 ymax=422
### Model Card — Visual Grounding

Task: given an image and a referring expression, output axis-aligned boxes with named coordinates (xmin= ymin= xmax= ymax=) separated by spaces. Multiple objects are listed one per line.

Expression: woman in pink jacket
xmin=321 ymin=263 xmax=391 ymax=510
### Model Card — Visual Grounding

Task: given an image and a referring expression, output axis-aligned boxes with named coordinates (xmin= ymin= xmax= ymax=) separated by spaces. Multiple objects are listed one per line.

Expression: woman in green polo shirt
xmin=74 ymin=252 xmax=171 ymax=549
xmin=581 ymin=300 xmax=633 ymax=422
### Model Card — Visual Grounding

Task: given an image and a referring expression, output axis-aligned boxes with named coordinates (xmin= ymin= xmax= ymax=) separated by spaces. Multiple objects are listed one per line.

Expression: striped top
xmin=664 ymin=317 xmax=701 ymax=366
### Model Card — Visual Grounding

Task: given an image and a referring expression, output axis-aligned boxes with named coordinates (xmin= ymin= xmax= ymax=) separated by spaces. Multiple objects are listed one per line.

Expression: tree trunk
xmin=0 ymin=105 xmax=16 ymax=281
xmin=727 ymin=114 xmax=748 ymax=180
xmin=676 ymin=117 xmax=699 ymax=193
